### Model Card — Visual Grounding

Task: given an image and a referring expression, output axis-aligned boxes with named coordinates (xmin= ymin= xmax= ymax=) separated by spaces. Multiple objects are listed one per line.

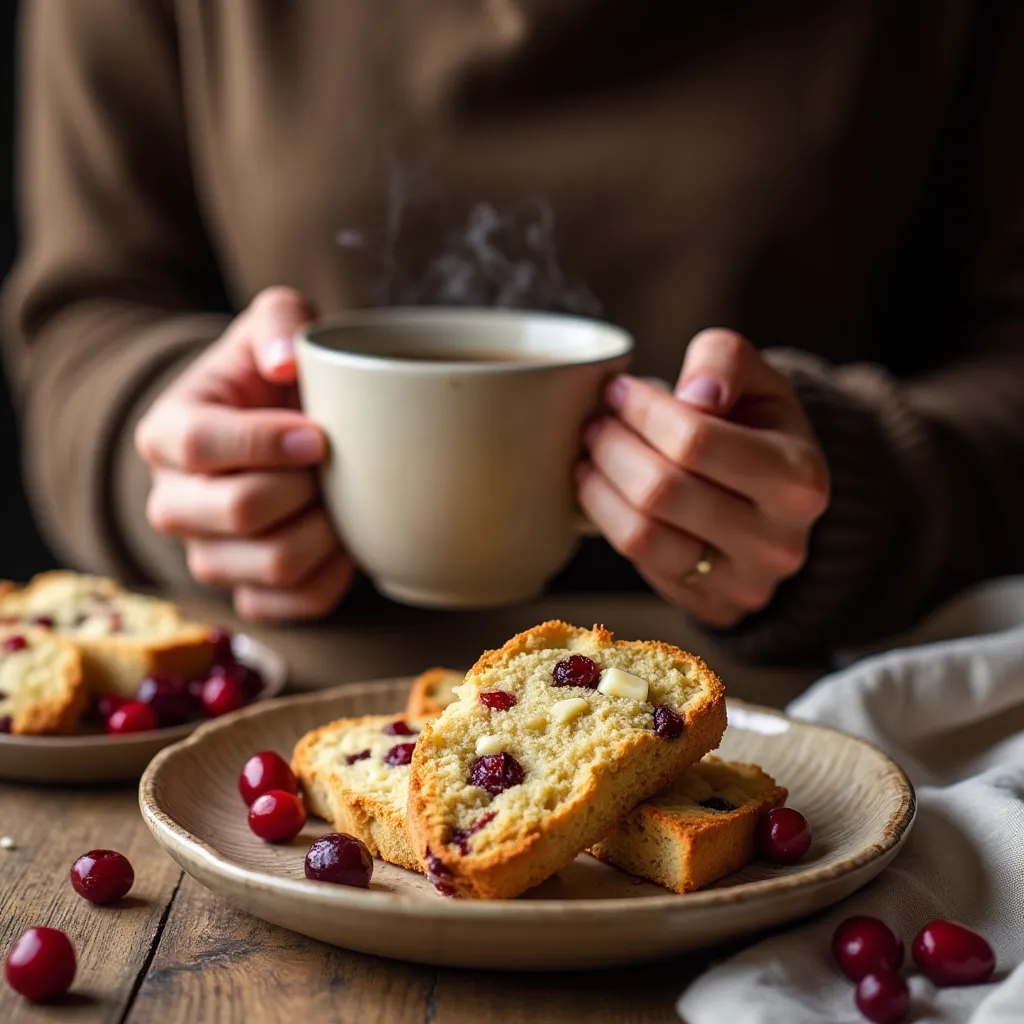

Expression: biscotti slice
xmin=292 ymin=713 xmax=430 ymax=872
xmin=405 ymin=667 xmax=464 ymax=718
xmin=0 ymin=626 xmax=86 ymax=734
xmin=0 ymin=572 xmax=213 ymax=696
xmin=407 ymin=621 xmax=727 ymax=899
xmin=589 ymin=756 xmax=787 ymax=893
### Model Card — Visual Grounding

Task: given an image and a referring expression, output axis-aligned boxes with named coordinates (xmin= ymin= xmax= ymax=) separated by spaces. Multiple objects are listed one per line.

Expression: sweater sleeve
xmin=1 ymin=0 xmax=231 ymax=585
xmin=715 ymin=5 xmax=1024 ymax=663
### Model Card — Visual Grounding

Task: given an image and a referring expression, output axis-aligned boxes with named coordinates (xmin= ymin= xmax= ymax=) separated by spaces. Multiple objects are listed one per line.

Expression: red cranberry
xmin=4 ymin=927 xmax=76 ymax=1003
xmin=832 ymin=916 xmax=905 ymax=981
xmin=384 ymin=742 xmax=416 ymax=767
xmin=1 ymin=635 xmax=28 ymax=654
xmin=95 ymin=693 xmax=128 ymax=723
xmin=383 ymin=720 xmax=415 ymax=736
xmin=699 ymin=797 xmax=737 ymax=812
xmin=425 ymin=847 xmax=450 ymax=878
xmin=29 ymin=616 xmax=54 ymax=630
xmin=855 ymin=970 xmax=909 ymax=1024
xmin=912 ymin=920 xmax=995 ymax=986
xmin=209 ymin=628 xmax=236 ymax=666
xmin=552 ymin=655 xmax=600 ymax=688
xmin=248 ymin=790 xmax=306 ymax=842
xmin=345 ymin=749 xmax=371 ymax=765
xmin=201 ymin=673 xmax=245 ymax=718
xmin=304 ymin=833 xmax=373 ymax=888
xmin=755 ymin=806 xmax=812 ymax=864
xmin=479 ymin=691 xmax=517 ymax=711
xmin=70 ymin=849 xmax=134 ymax=904
xmin=469 ymin=753 xmax=524 ymax=795
xmin=239 ymin=751 xmax=299 ymax=806
xmin=450 ymin=810 xmax=498 ymax=855
xmin=137 ymin=674 xmax=196 ymax=727
xmin=107 ymin=701 xmax=158 ymax=735
xmin=0 ymin=716 xmax=11 ymax=734
xmin=208 ymin=661 xmax=263 ymax=702
xmin=653 ymin=706 xmax=685 ymax=740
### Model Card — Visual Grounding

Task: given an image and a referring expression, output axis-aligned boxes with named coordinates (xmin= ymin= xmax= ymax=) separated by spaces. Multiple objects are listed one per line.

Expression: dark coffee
xmin=382 ymin=347 xmax=558 ymax=364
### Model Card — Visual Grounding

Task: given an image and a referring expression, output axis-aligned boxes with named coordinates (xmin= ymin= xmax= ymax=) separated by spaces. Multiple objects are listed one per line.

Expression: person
xmin=3 ymin=1 xmax=1024 ymax=664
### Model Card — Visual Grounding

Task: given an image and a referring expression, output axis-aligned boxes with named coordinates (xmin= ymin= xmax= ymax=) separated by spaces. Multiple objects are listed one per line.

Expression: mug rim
xmin=297 ymin=306 xmax=634 ymax=374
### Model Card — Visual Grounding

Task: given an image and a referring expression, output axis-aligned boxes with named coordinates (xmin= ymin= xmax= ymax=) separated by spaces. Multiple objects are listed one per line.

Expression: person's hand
xmin=135 ymin=287 xmax=354 ymax=620
xmin=577 ymin=329 xmax=830 ymax=629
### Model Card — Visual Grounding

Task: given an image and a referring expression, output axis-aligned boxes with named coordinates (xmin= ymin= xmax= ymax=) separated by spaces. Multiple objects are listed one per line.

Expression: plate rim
xmin=139 ymin=680 xmax=917 ymax=917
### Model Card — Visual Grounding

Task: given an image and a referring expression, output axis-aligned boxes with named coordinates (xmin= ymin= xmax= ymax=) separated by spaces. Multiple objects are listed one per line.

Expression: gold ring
xmin=682 ymin=544 xmax=715 ymax=586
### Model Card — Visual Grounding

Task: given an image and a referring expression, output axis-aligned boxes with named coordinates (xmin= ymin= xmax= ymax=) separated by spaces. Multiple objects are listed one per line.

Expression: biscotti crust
xmin=405 ymin=667 xmax=464 ymax=719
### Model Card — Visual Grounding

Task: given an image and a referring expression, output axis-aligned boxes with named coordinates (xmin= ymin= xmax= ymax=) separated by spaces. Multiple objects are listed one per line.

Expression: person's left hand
xmin=577 ymin=329 xmax=830 ymax=629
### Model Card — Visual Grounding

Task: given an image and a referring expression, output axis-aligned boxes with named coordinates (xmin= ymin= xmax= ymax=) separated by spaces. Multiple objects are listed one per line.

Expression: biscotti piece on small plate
xmin=0 ymin=626 xmax=86 ymax=734
xmin=407 ymin=621 xmax=727 ymax=899
xmin=589 ymin=756 xmax=787 ymax=893
xmin=292 ymin=713 xmax=430 ymax=872
xmin=0 ymin=572 xmax=213 ymax=697
xmin=405 ymin=667 xmax=464 ymax=718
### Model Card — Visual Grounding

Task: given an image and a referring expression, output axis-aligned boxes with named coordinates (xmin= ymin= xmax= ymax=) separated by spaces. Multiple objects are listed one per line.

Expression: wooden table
xmin=0 ymin=595 xmax=821 ymax=1023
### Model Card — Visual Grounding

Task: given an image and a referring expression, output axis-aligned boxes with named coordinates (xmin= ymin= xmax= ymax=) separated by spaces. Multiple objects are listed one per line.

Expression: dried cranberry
xmin=107 ymin=612 xmax=124 ymax=633
xmin=136 ymin=674 xmax=196 ymax=727
xmin=345 ymin=750 xmax=371 ymax=765
xmin=384 ymin=742 xmax=416 ymax=766
xmin=653 ymin=706 xmax=685 ymax=740
xmin=425 ymin=847 xmax=450 ymax=878
xmin=304 ymin=833 xmax=373 ymax=888
xmin=383 ymin=720 xmax=415 ymax=736
xmin=450 ymin=810 xmax=498 ymax=855
xmin=469 ymin=753 xmax=524 ymax=795
xmin=1 ymin=635 xmax=28 ymax=654
xmin=201 ymin=673 xmax=245 ymax=718
xmin=4 ymin=927 xmax=76 ymax=1003
xmin=479 ymin=691 xmax=517 ymax=711
xmin=248 ymin=790 xmax=306 ymax=842
xmin=832 ymin=916 xmax=904 ymax=982
xmin=912 ymin=920 xmax=995 ymax=986
xmin=107 ymin=701 xmax=158 ymax=735
xmin=434 ymin=880 xmax=458 ymax=898
xmin=552 ymin=655 xmax=600 ymax=688
xmin=699 ymin=797 xmax=737 ymax=812
xmin=29 ymin=616 xmax=54 ymax=630
xmin=855 ymin=970 xmax=910 ymax=1024
xmin=209 ymin=628 xmax=236 ymax=666
xmin=0 ymin=717 xmax=12 ymax=734
xmin=755 ymin=806 xmax=812 ymax=864
xmin=70 ymin=849 xmax=134 ymax=904
xmin=238 ymin=751 xmax=299 ymax=806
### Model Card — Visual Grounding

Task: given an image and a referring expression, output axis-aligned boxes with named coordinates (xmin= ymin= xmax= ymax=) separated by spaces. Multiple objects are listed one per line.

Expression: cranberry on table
xmin=70 ymin=849 xmax=135 ymax=904
xmin=248 ymin=789 xmax=307 ymax=842
xmin=136 ymin=674 xmax=196 ymax=727
xmin=383 ymin=720 xmax=416 ymax=736
xmin=855 ymin=970 xmax=909 ymax=1024
xmin=201 ymin=673 xmax=246 ymax=718
xmin=552 ymin=655 xmax=600 ymax=688
xmin=304 ymin=833 xmax=373 ymax=888
xmin=107 ymin=701 xmax=158 ymax=735
xmin=469 ymin=753 xmax=524 ymax=795
xmin=912 ymin=920 xmax=995 ymax=986
xmin=4 ymin=927 xmax=76 ymax=1003
xmin=479 ymin=691 xmax=517 ymax=711
xmin=755 ymin=806 xmax=812 ymax=864
xmin=653 ymin=706 xmax=685 ymax=740
xmin=239 ymin=751 xmax=299 ymax=806
xmin=832 ymin=916 xmax=904 ymax=981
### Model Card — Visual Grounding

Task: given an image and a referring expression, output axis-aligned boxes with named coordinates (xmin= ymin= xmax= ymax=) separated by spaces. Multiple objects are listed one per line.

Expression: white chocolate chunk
xmin=475 ymin=734 xmax=504 ymax=756
xmin=525 ymin=715 xmax=549 ymax=733
xmin=597 ymin=667 xmax=650 ymax=702
xmin=550 ymin=697 xmax=590 ymax=725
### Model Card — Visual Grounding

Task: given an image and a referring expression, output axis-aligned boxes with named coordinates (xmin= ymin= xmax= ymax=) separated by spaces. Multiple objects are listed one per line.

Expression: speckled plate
xmin=139 ymin=681 xmax=916 ymax=970
xmin=0 ymin=634 xmax=286 ymax=784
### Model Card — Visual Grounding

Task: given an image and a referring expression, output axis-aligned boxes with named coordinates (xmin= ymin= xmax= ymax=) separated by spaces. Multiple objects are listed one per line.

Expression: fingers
xmin=234 ymin=548 xmax=354 ymax=622
xmin=137 ymin=403 xmax=326 ymax=473
xmin=185 ymin=507 xmax=340 ymax=589
xmin=146 ymin=469 xmax=317 ymax=538
xmin=247 ymin=286 xmax=314 ymax=385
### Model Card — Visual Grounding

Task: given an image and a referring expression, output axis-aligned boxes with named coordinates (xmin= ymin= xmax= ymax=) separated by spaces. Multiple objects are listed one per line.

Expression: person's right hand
xmin=135 ymin=287 xmax=354 ymax=620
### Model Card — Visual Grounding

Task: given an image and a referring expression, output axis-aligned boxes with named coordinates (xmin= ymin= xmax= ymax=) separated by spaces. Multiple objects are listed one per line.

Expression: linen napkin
xmin=678 ymin=588 xmax=1024 ymax=1024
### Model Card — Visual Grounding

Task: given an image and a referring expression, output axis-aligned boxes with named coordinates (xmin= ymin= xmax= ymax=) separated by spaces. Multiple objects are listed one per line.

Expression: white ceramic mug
xmin=296 ymin=308 xmax=633 ymax=608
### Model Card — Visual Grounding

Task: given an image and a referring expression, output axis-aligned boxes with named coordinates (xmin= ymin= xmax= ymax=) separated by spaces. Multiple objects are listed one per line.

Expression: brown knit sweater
xmin=4 ymin=0 xmax=1024 ymax=662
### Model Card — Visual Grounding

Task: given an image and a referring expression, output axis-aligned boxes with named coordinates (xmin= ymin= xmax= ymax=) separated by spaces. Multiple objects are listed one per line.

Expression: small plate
xmin=0 ymin=634 xmax=286 ymax=784
xmin=140 ymin=681 xmax=916 ymax=970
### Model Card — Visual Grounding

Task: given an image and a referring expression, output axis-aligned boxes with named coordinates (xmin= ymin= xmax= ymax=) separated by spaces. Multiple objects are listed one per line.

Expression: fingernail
xmin=583 ymin=420 xmax=602 ymax=448
xmin=677 ymin=376 xmax=722 ymax=409
xmin=262 ymin=337 xmax=295 ymax=372
xmin=281 ymin=428 xmax=323 ymax=462
xmin=606 ymin=376 xmax=629 ymax=410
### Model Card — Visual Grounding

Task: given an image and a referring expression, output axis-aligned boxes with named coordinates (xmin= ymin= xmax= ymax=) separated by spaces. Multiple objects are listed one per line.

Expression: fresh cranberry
xmin=209 ymin=628 xmax=236 ymax=666
xmin=450 ymin=810 xmax=498 ymax=855
xmin=201 ymin=673 xmax=245 ymax=718
xmin=755 ymin=806 xmax=812 ymax=864
xmin=106 ymin=701 xmax=158 ymax=735
xmin=479 ymin=691 xmax=517 ymax=711
xmin=345 ymin=749 xmax=371 ymax=765
xmin=70 ymin=849 xmax=134 ymax=904
xmin=0 ymin=717 xmax=11 ymax=734
xmin=29 ymin=616 xmax=54 ymax=630
xmin=832 ymin=916 xmax=904 ymax=981
xmin=383 ymin=720 xmax=415 ymax=736
xmin=1 ymin=635 xmax=28 ymax=654
xmin=912 ymin=920 xmax=995 ymax=986
xmin=239 ymin=751 xmax=299 ymax=806
xmin=855 ymin=970 xmax=909 ymax=1024
xmin=248 ymin=790 xmax=306 ymax=842
xmin=699 ymin=797 xmax=737 ymax=812
xmin=653 ymin=706 xmax=685 ymax=740
xmin=384 ymin=742 xmax=416 ymax=767
xmin=552 ymin=655 xmax=600 ymax=688
xmin=4 ymin=927 xmax=76 ymax=1003
xmin=95 ymin=693 xmax=129 ymax=723
xmin=469 ymin=753 xmax=524 ymax=795
xmin=304 ymin=833 xmax=373 ymax=888
xmin=137 ymin=674 xmax=196 ymax=727
xmin=207 ymin=661 xmax=263 ymax=703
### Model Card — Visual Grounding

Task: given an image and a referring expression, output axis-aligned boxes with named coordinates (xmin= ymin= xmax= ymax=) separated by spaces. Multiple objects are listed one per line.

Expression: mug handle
xmin=574 ymin=376 xmax=672 ymax=537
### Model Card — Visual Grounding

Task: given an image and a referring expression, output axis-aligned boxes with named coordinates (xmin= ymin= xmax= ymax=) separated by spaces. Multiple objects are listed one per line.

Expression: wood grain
xmin=0 ymin=784 xmax=181 ymax=1024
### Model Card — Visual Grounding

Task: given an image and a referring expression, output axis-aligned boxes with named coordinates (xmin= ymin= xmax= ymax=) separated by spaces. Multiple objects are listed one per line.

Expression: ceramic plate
xmin=0 ymin=634 xmax=286 ymax=784
xmin=140 ymin=680 xmax=915 ymax=970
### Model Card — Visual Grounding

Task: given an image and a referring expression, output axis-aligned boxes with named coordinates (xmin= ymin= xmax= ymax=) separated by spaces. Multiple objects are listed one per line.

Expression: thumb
xmin=247 ymin=287 xmax=316 ymax=385
xmin=674 ymin=328 xmax=766 ymax=415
